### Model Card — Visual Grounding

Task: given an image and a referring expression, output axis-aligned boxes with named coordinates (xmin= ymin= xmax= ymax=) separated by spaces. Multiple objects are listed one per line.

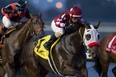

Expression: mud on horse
xmin=0 ymin=15 xmax=44 ymax=77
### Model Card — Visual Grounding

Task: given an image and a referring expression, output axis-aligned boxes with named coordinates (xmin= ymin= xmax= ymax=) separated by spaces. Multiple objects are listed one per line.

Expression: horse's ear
xmin=83 ymin=21 xmax=89 ymax=28
xmin=94 ymin=21 xmax=101 ymax=29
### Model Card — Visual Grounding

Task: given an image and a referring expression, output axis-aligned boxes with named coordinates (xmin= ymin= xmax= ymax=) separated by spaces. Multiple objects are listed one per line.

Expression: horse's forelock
xmin=84 ymin=23 xmax=91 ymax=29
xmin=31 ymin=16 xmax=45 ymax=34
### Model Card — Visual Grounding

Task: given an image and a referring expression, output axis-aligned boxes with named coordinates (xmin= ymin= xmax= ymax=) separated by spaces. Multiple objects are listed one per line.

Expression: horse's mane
xmin=15 ymin=21 xmax=27 ymax=30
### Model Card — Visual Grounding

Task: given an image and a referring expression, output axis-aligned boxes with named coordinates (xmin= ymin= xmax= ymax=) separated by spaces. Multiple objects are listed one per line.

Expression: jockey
xmin=0 ymin=0 xmax=33 ymax=37
xmin=44 ymin=5 xmax=84 ymax=50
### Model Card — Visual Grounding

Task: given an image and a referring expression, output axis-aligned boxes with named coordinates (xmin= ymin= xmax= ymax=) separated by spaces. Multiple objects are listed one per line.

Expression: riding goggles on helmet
xmin=16 ymin=5 xmax=25 ymax=11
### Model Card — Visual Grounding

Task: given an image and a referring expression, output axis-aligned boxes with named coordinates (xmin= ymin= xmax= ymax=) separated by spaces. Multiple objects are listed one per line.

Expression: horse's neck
xmin=60 ymin=32 xmax=83 ymax=54
xmin=66 ymin=32 xmax=81 ymax=42
xmin=12 ymin=24 xmax=32 ymax=45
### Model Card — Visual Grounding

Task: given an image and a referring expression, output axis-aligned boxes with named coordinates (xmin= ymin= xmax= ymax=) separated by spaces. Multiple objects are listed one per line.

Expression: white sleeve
xmin=60 ymin=23 xmax=65 ymax=27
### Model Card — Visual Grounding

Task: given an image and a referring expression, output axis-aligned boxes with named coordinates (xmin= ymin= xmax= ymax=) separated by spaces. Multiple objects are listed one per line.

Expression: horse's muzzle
xmin=87 ymin=42 xmax=100 ymax=47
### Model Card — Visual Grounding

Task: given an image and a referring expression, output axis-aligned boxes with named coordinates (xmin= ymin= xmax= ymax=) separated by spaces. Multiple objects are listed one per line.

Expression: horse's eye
xmin=33 ymin=22 xmax=36 ymax=25
xmin=85 ymin=34 xmax=91 ymax=40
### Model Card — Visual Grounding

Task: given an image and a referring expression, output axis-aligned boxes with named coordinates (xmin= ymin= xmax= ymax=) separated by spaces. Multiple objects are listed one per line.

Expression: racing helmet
xmin=16 ymin=0 xmax=27 ymax=11
xmin=69 ymin=5 xmax=82 ymax=18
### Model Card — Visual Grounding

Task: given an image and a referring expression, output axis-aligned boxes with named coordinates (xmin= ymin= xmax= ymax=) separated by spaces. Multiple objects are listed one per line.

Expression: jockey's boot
xmin=0 ymin=27 xmax=7 ymax=48
xmin=0 ymin=27 xmax=7 ymax=40
xmin=44 ymin=35 xmax=57 ymax=50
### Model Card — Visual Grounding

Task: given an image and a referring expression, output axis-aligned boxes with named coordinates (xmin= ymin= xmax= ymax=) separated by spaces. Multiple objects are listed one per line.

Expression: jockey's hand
xmin=12 ymin=10 xmax=17 ymax=13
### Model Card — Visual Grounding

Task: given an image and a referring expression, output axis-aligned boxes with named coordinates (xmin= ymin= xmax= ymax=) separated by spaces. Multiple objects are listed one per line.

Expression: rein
xmin=79 ymin=27 xmax=83 ymax=41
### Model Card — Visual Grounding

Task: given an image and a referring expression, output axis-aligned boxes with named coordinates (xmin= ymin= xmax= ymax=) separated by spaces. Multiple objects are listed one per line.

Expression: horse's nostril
xmin=88 ymin=55 xmax=91 ymax=57
xmin=92 ymin=53 xmax=95 ymax=55
xmin=87 ymin=50 xmax=91 ymax=53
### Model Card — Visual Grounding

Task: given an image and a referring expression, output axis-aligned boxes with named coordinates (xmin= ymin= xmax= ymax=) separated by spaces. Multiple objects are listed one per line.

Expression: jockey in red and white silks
xmin=51 ymin=5 xmax=83 ymax=38
xmin=44 ymin=5 xmax=84 ymax=50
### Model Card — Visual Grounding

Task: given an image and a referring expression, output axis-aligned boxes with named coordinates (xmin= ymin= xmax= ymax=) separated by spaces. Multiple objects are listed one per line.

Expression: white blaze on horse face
xmin=83 ymin=24 xmax=100 ymax=47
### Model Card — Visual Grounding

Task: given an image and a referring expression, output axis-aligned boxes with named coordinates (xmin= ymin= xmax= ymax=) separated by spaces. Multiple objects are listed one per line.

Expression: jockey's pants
xmin=51 ymin=20 xmax=64 ymax=38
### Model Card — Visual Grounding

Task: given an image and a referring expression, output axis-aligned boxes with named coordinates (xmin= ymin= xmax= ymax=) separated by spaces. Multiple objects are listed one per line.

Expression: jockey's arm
xmin=55 ymin=14 xmax=69 ymax=28
xmin=25 ymin=9 xmax=33 ymax=19
xmin=2 ymin=5 xmax=13 ymax=13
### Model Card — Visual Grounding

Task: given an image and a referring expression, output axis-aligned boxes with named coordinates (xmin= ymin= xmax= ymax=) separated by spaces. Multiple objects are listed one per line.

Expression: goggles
xmin=16 ymin=5 xmax=25 ymax=11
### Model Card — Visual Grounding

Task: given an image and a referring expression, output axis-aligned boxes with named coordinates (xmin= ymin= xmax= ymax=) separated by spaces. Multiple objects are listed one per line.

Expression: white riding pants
xmin=51 ymin=20 xmax=64 ymax=37
xmin=2 ymin=16 xmax=17 ymax=28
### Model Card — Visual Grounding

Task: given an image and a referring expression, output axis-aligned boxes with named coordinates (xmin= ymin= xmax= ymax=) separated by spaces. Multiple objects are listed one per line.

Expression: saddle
xmin=34 ymin=35 xmax=60 ymax=60
xmin=0 ymin=22 xmax=24 ymax=48
xmin=106 ymin=34 xmax=116 ymax=55
xmin=0 ymin=28 xmax=16 ymax=48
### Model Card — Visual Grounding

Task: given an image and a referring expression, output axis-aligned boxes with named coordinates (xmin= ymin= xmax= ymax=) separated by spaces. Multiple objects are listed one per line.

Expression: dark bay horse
xmin=94 ymin=32 xmax=116 ymax=77
xmin=0 ymin=15 xmax=44 ymax=77
xmin=20 ymin=22 xmax=100 ymax=77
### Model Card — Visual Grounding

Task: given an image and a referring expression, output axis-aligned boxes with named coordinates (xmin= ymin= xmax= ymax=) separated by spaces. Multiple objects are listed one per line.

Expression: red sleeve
xmin=1 ymin=8 xmax=5 ymax=15
xmin=54 ymin=12 xmax=70 ymax=28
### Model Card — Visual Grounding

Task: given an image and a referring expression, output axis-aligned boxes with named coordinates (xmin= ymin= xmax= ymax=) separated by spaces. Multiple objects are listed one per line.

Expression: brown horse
xmin=0 ymin=15 xmax=44 ymax=77
xmin=20 ymin=22 xmax=100 ymax=77
xmin=94 ymin=32 xmax=116 ymax=77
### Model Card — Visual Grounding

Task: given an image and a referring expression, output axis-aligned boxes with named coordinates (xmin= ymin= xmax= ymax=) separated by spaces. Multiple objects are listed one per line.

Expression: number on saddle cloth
xmin=34 ymin=35 xmax=60 ymax=59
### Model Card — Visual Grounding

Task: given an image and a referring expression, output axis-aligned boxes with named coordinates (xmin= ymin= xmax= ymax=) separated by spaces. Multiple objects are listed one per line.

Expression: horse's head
xmin=79 ymin=21 xmax=101 ymax=59
xmin=29 ymin=15 xmax=45 ymax=35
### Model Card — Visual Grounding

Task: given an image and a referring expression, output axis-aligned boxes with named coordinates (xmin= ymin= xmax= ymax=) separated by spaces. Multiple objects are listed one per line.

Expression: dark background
xmin=0 ymin=0 xmax=116 ymax=23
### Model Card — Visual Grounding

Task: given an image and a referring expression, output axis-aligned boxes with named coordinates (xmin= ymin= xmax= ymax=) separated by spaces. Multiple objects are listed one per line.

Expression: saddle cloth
xmin=1 ymin=28 xmax=16 ymax=43
xmin=106 ymin=34 xmax=116 ymax=55
xmin=34 ymin=35 xmax=60 ymax=60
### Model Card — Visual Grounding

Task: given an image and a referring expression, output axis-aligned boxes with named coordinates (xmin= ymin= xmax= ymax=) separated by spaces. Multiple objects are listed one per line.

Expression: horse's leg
xmin=24 ymin=64 xmax=47 ymax=77
xmin=23 ymin=58 xmax=48 ymax=77
xmin=63 ymin=66 xmax=82 ymax=77
xmin=81 ymin=67 xmax=88 ymax=77
xmin=4 ymin=63 xmax=16 ymax=77
xmin=100 ymin=60 xmax=109 ymax=77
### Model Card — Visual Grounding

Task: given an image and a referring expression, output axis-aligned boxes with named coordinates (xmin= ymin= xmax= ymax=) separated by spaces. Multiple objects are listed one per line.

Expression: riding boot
xmin=44 ymin=35 xmax=57 ymax=50
xmin=0 ymin=27 xmax=7 ymax=48
xmin=0 ymin=27 xmax=7 ymax=40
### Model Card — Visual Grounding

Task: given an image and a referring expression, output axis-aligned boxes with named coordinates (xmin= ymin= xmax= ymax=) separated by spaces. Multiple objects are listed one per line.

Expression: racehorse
xmin=20 ymin=21 xmax=100 ymax=77
xmin=94 ymin=32 xmax=116 ymax=77
xmin=0 ymin=15 xmax=44 ymax=77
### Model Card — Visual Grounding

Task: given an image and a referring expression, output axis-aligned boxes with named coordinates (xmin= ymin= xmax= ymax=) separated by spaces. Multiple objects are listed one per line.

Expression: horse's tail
xmin=93 ymin=56 xmax=102 ymax=76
